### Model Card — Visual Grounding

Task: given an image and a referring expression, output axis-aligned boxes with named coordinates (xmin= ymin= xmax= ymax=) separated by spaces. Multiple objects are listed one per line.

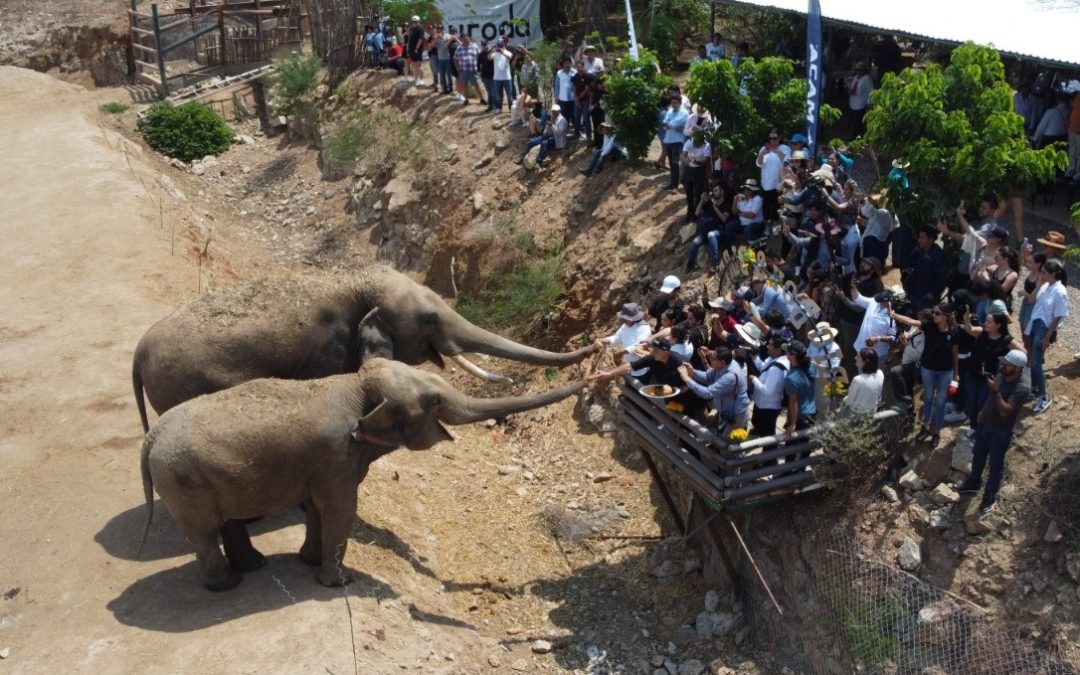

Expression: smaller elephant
xmin=138 ymin=358 xmax=584 ymax=591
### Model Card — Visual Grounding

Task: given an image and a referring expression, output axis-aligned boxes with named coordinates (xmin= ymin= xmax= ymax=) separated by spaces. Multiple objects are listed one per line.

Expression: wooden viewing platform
xmin=618 ymin=377 xmax=900 ymax=515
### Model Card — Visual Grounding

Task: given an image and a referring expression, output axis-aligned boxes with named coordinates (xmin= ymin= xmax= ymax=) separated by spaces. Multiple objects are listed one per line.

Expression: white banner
xmin=434 ymin=0 xmax=543 ymax=46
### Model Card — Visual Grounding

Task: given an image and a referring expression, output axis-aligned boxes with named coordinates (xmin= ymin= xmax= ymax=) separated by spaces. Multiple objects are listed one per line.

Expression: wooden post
xmin=639 ymin=446 xmax=687 ymax=534
xmin=709 ymin=0 xmax=715 ymax=40
xmin=254 ymin=0 xmax=264 ymax=60
xmin=128 ymin=0 xmax=138 ymax=78
xmin=189 ymin=0 xmax=199 ymax=64
xmin=218 ymin=4 xmax=227 ymax=68
xmin=151 ymin=3 xmax=169 ymax=98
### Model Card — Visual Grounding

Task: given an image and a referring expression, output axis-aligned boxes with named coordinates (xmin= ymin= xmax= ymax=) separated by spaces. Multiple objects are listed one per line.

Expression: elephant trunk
xmin=441 ymin=311 xmax=596 ymax=366
xmin=438 ymin=381 xmax=587 ymax=425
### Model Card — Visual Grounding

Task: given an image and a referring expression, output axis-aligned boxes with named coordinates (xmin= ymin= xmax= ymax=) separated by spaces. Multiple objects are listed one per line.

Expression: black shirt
xmin=407 ymin=26 xmax=426 ymax=56
xmin=972 ymin=331 xmax=1013 ymax=377
xmin=920 ymin=322 xmax=957 ymax=372
xmin=633 ymin=352 xmax=686 ymax=388
xmin=648 ymin=296 xmax=686 ymax=333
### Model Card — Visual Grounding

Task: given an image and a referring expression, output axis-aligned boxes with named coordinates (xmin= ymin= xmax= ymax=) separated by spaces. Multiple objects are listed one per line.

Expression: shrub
xmin=271 ymin=52 xmax=323 ymax=116
xmin=99 ymin=101 xmax=129 ymax=114
xmin=457 ymin=254 xmax=565 ymax=330
xmin=604 ymin=49 xmax=672 ymax=161
xmin=138 ymin=101 xmax=234 ymax=162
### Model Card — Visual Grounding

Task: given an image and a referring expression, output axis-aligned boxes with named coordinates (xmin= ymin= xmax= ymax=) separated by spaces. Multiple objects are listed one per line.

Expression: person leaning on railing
xmin=677 ymin=347 xmax=750 ymax=430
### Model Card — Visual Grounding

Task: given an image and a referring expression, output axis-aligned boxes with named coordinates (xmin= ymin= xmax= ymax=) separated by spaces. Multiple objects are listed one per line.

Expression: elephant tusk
xmin=449 ymin=354 xmax=514 ymax=385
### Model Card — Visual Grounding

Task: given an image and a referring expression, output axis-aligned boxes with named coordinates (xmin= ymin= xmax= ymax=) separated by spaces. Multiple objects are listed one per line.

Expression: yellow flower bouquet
xmin=728 ymin=428 xmax=749 ymax=442
xmin=824 ymin=381 xmax=848 ymax=398
xmin=665 ymin=401 xmax=685 ymax=413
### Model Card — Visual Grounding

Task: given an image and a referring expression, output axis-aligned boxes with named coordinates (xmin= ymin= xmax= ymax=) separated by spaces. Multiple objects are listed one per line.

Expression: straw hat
xmin=807 ymin=321 xmax=839 ymax=348
xmin=869 ymin=187 xmax=889 ymax=207
xmin=1037 ymin=230 xmax=1068 ymax=251
xmin=734 ymin=322 xmax=763 ymax=348
xmin=891 ymin=159 xmax=910 ymax=170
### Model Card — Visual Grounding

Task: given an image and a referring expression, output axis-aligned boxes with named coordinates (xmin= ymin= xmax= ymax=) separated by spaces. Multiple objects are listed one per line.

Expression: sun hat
xmin=891 ymin=158 xmax=910 ymax=170
xmin=659 ymin=275 xmax=682 ymax=294
xmin=1037 ymin=230 xmax=1068 ymax=250
xmin=807 ymin=321 xmax=838 ymax=347
xmin=734 ymin=322 xmax=763 ymax=348
xmin=810 ymin=166 xmax=835 ymax=186
xmin=616 ymin=302 xmax=644 ymax=322
xmin=411 ymin=14 xmax=420 ymax=21
xmin=869 ymin=188 xmax=889 ymax=207
xmin=790 ymin=149 xmax=808 ymax=161
xmin=741 ymin=179 xmax=761 ymax=192
xmin=650 ymin=337 xmax=672 ymax=351
xmin=708 ymin=296 xmax=735 ymax=312
xmin=999 ymin=349 xmax=1027 ymax=368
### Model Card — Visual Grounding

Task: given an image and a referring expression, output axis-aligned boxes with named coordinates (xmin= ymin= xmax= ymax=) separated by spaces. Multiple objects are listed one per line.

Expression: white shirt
xmin=682 ymin=139 xmax=711 ymax=165
xmin=750 ymin=354 xmax=789 ymax=409
xmin=851 ymin=291 xmax=897 ymax=361
xmin=758 ymin=143 xmax=792 ymax=161
xmin=583 ymin=56 xmax=604 ymax=74
xmin=706 ymin=42 xmax=726 ymax=61
xmin=844 ymin=371 xmax=884 ymax=414
xmin=859 ymin=201 xmax=897 ymax=243
xmin=555 ymin=68 xmax=576 ymax=101
xmin=599 ymin=134 xmax=626 ymax=157
xmin=758 ymin=150 xmax=782 ymax=191
xmin=1029 ymin=280 xmax=1069 ymax=333
xmin=808 ymin=340 xmax=842 ymax=372
xmin=492 ymin=49 xmax=512 ymax=80
xmin=849 ymin=73 xmax=874 ymax=111
xmin=604 ymin=320 xmax=653 ymax=375
xmin=735 ymin=194 xmax=763 ymax=226
xmin=1034 ymin=102 xmax=1069 ymax=144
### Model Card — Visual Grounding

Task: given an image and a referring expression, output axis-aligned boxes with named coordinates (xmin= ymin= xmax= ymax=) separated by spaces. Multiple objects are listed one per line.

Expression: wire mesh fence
xmin=728 ymin=510 xmax=1079 ymax=675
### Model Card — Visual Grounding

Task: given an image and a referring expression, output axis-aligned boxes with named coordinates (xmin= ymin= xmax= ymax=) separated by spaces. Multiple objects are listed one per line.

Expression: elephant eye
xmin=420 ymin=392 xmax=441 ymax=411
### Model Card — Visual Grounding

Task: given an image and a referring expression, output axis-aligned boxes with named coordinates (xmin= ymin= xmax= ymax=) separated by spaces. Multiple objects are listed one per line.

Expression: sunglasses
xmin=932 ymin=310 xmax=944 ymax=316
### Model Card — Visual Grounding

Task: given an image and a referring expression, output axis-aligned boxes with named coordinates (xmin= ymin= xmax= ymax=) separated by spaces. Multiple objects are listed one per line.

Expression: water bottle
xmin=948 ymin=379 xmax=959 ymax=397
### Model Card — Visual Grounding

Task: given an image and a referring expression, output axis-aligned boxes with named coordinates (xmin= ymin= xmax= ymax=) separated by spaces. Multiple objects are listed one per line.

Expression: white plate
xmin=639 ymin=385 xmax=682 ymax=400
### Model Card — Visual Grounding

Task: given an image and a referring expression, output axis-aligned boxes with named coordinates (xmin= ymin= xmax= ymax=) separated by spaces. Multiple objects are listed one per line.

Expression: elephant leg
xmin=298 ymin=499 xmax=322 ymax=567
xmin=220 ymin=520 xmax=266 ymax=573
xmin=313 ymin=497 xmax=357 ymax=587
xmin=190 ymin=530 xmax=240 ymax=592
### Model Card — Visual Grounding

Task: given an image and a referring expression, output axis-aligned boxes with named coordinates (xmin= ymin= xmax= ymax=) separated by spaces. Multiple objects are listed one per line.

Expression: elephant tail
xmin=136 ymin=431 xmax=155 ymax=560
xmin=133 ymin=357 xmax=150 ymax=434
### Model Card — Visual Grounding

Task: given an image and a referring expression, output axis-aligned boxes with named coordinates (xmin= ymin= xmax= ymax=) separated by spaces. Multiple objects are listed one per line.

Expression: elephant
xmin=132 ymin=265 xmax=596 ymax=432
xmin=137 ymin=358 xmax=586 ymax=591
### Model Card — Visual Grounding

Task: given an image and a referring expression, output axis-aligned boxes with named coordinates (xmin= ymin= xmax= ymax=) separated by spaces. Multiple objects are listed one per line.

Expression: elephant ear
xmin=350 ymin=399 xmax=406 ymax=448
xmin=356 ymin=307 xmax=394 ymax=364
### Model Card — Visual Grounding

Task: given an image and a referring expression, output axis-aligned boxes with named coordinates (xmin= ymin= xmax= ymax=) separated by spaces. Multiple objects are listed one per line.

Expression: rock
xmin=1066 ymin=553 xmax=1080 ymax=583
xmin=487 ymin=654 xmax=500 ymax=668
xmin=928 ymin=509 xmax=950 ymax=529
xmin=897 ymin=537 xmax=922 ymax=571
xmin=511 ymin=658 xmax=529 ymax=671
xmin=167 ymin=157 xmax=188 ymax=170
xmin=679 ymin=223 xmax=695 ymax=244
xmin=651 ymin=655 xmax=667 ymax=667
xmin=531 ymin=639 xmax=552 ymax=654
xmin=678 ymin=660 xmax=705 ymax=675
xmin=1044 ymin=521 xmax=1064 ymax=543
xmin=907 ymin=503 xmax=930 ymax=526
xmin=965 ymin=513 xmax=1000 ymax=535
xmin=382 ymin=177 xmax=418 ymax=215
xmin=273 ymin=115 xmax=288 ymax=127
xmin=881 ymin=485 xmax=900 ymax=503
xmin=201 ymin=155 xmax=218 ymax=168
xmin=694 ymin=611 xmax=713 ymax=639
xmin=497 ymin=465 xmax=521 ymax=476
xmin=506 ymin=626 xmax=524 ymax=635
xmin=0 ymin=648 xmax=8 ymax=659
xmin=733 ymin=626 xmax=750 ymax=647
xmin=931 ymin=483 xmax=960 ymax=504
xmin=593 ymin=472 xmax=615 ymax=483
xmin=899 ymin=470 xmax=926 ymax=491
xmin=951 ymin=442 xmax=973 ymax=473
xmin=710 ymin=612 xmax=738 ymax=637
xmin=495 ymin=137 xmax=510 ymax=150
xmin=667 ymin=641 xmax=679 ymax=655
xmin=191 ymin=162 xmax=206 ymax=176
xmin=306 ymin=206 xmax=316 ymax=216
xmin=473 ymin=151 xmax=495 ymax=170
xmin=235 ymin=134 xmax=256 ymax=145
xmin=472 ymin=191 xmax=485 ymax=214
xmin=663 ymin=658 xmax=678 ymax=675
xmin=324 ymin=188 xmax=338 ymax=200
xmin=616 ymin=505 xmax=631 ymax=519
xmin=704 ymin=589 xmax=721 ymax=613
xmin=651 ymin=560 xmax=681 ymax=578
xmin=632 ymin=225 xmax=664 ymax=255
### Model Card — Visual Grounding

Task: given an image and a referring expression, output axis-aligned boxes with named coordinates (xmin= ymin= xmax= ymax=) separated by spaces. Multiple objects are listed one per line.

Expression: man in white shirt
xmin=489 ymin=45 xmax=514 ymax=113
xmin=582 ymin=122 xmax=626 ymax=176
xmin=681 ymin=132 xmax=711 ymax=222
xmin=750 ymin=334 xmax=789 ymax=436
xmin=595 ymin=302 xmax=653 ymax=378
xmin=849 ymin=286 xmax=898 ymax=363
xmin=756 ymin=131 xmax=784 ymax=225
xmin=848 ymin=61 xmax=874 ymax=136
xmin=705 ymin=33 xmax=726 ymax=61
xmin=580 ymin=44 xmax=604 ymax=74
xmin=554 ymin=57 xmax=577 ymax=131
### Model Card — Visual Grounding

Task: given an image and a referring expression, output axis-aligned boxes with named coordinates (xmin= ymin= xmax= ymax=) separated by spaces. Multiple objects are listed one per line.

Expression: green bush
xmin=457 ymin=255 xmax=565 ymax=330
xmin=271 ymin=52 xmax=323 ymax=116
xmin=99 ymin=101 xmax=129 ymax=114
xmin=138 ymin=101 xmax=234 ymax=162
xmin=604 ymin=50 xmax=672 ymax=161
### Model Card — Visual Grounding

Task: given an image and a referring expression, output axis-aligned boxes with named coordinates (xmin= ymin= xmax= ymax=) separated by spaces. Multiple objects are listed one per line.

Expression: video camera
xmin=746 ymin=236 xmax=770 ymax=251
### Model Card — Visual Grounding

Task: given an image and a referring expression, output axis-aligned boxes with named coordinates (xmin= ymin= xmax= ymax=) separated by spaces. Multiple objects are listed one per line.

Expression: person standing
xmin=755 ymin=130 xmax=785 ymax=226
xmin=902 ymin=228 xmax=948 ymax=312
xmin=705 ymin=33 xmax=726 ymax=61
xmin=1066 ymin=91 xmax=1080 ymax=182
xmin=892 ymin=303 xmax=959 ymax=444
xmin=406 ymin=16 xmax=427 ymax=85
xmin=679 ymin=347 xmax=750 ymax=430
xmin=659 ymin=97 xmax=689 ymax=191
xmin=750 ymin=334 xmax=789 ymax=436
xmin=489 ymin=42 xmax=514 ymax=113
xmin=594 ymin=303 xmax=653 ymax=378
xmin=961 ymin=311 xmax=1024 ymax=438
xmin=848 ymin=61 xmax=874 ymax=136
xmin=1027 ymin=258 xmax=1069 ymax=414
xmin=783 ymin=340 xmax=818 ymax=436
xmin=554 ymin=57 xmax=577 ymax=135
xmin=848 ymin=286 xmax=898 ymax=364
xmin=434 ymin=27 xmax=454 ymax=94
xmin=954 ymin=349 xmax=1031 ymax=514
xmin=453 ymin=34 xmax=483 ymax=105
xmin=681 ymin=131 xmax=711 ymax=223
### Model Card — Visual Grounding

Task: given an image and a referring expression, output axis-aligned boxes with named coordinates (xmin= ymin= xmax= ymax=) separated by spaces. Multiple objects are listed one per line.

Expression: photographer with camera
xmin=686 ymin=182 xmax=731 ymax=274
xmin=678 ymin=347 xmax=750 ymax=430
xmin=902 ymin=228 xmax=948 ymax=312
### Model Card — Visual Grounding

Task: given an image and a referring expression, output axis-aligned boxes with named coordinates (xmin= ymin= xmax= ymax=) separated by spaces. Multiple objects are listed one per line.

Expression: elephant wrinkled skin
xmin=132 ymin=266 xmax=595 ymax=432
xmin=138 ymin=358 xmax=586 ymax=591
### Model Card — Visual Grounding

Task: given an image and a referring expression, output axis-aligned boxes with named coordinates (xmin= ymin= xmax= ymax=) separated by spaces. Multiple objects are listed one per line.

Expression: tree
xmin=686 ymin=56 xmax=840 ymax=172
xmin=860 ymin=42 xmax=1066 ymax=226
xmin=604 ymin=50 xmax=672 ymax=162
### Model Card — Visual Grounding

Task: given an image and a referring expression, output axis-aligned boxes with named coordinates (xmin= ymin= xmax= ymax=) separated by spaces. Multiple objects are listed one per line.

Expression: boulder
xmin=899 ymin=470 xmax=926 ymax=491
xmin=191 ymin=162 xmax=206 ymax=176
xmin=530 ymin=639 xmax=552 ymax=654
xmin=897 ymin=537 xmax=922 ymax=571
xmin=694 ymin=612 xmax=713 ymax=639
xmin=201 ymin=154 xmax=218 ymax=168
xmin=704 ymin=589 xmax=721 ymax=613
xmin=951 ymin=442 xmax=973 ymax=474
xmin=931 ymin=483 xmax=960 ymax=504
xmin=1044 ymin=521 xmax=1064 ymax=544
xmin=679 ymin=223 xmax=695 ymax=244
xmin=382 ymin=177 xmax=418 ymax=216
xmin=678 ymin=660 xmax=704 ymax=675
xmin=881 ymin=485 xmax=900 ymax=503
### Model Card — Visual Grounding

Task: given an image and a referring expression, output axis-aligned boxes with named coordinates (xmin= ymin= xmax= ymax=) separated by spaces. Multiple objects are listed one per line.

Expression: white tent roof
xmin=718 ymin=0 xmax=1080 ymax=68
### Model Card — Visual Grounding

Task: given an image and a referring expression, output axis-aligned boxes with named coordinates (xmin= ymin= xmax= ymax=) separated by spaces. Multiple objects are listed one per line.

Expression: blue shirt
xmin=685 ymin=362 xmax=750 ymax=417
xmin=372 ymin=32 xmax=385 ymax=50
xmin=784 ymin=364 xmax=818 ymax=419
xmin=755 ymin=285 xmax=791 ymax=318
xmin=661 ymin=107 xmax=689 ymax=145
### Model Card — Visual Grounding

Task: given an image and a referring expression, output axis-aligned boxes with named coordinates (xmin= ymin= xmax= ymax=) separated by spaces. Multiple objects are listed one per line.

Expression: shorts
xmin=408 ymin=49 xmax=423 ymax=62
xmin=458 ymin=70 xmax=478 ymax=86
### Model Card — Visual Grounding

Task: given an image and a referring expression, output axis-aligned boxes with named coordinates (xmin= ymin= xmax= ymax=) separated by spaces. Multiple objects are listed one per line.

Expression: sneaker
xmin=963 ymin=429 xmax=977 ymax=442
xmin=943 ymin=410 xmax=967 ymax=424
xmin=978 ymin=499 xmax=997 ymax=514
xmin=1074 ymin=351 xmax=1080 ymax=361
xmin=1033 ymin=395 xmax=1052 ymax=415
xmin=953 ymin=481 xmax=980 ymax=494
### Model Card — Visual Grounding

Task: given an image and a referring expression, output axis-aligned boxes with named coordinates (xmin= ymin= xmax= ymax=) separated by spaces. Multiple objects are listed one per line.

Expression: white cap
xmin=659 ymin=275 xmax=681 ymax=294
xmin=411 ymin=14 xmax=421 ymax=22
xmin=999 ymin=349 xmax=1027 ymax=368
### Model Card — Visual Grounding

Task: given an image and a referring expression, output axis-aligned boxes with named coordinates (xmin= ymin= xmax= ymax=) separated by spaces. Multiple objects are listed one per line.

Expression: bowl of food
xmin=631 ymin=345 xmax=651 ymax=357
xmin=640 ymin=384 xmax=680 ymax=399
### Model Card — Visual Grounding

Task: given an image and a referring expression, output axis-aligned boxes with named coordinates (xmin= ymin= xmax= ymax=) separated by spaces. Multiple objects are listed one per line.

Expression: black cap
xmin=784 ymin=339 xmax=807 ymax=356
xmin=650 ymin=337 xmax=672 ymax=351
xmin=873 ymin=290 xmax=894 ymax=303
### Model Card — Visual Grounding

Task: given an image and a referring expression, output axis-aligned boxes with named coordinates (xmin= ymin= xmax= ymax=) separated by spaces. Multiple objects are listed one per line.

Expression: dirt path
xmin=0 ymin=66 xmax=499 ymax=674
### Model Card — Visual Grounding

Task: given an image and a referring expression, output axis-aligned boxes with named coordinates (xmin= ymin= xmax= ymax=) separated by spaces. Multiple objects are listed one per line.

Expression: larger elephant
xmin=132 ymin=265 xmax=595 ymax=431
xmin=138 ymin=358 xmax=586 ymax=590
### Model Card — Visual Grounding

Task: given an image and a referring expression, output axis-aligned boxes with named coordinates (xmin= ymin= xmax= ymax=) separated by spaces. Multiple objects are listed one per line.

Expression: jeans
xmin=521 ymin=136 xmax=555 ymax=164
xmin=429 ymin=54 xmax=438 ymax=83
xmin=491 ymin=79 xmax=513 ymax=111
xmin=662 ymin=142 xmax=682 ymax=188
xmin=574 ymin=93 xmax=591 ymax=138
xmin=482 ymin=77 xmax=495 ymax=108
xmin=1029 ymin=319 xmax=1048 ymax=397
xmin=437 ymin=58 xmax=453 ymax=92
xmin=557 ymin=99 xmax=576 ymax=134
xmin=961 ymin=368 xmax=990 ymax=430
xmin=687 ymin=217 xmax=721 ymax=269
xmin=890 ymin=361 xmax=919 ymax=405
xmin=682 ymin=165 xmax=707 ymax=221
xmin=585 ymin=146 xmax=624 ymax=175
xmin=968 ymin=426 xmax=1015 ymax=503
xmin=920 ymin=367 xmax=953 ymax=430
